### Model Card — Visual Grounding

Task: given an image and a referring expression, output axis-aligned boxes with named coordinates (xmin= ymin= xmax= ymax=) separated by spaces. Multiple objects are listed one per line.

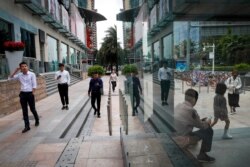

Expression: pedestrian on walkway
xmin=225 ymin=70 xmax=242 ymax=114
xmin=158 ymin=62 xmax=172 ymax=105
xmin=174 ymin=89 xmax=215 ymax=163
xmin=211 ymin=82 xmax=232 ymax=139
xmin=88 ymin=72 xmax=103 ymax=118
xmin=129 ymin=72 xmax=142 ymax=116
xmin=55 ymin=63 xmax=70 ymax=110
xmin=9 ymin=62 xmax=39 ymax=133
xmin=109 ymin=70 xmax=117 ymax=92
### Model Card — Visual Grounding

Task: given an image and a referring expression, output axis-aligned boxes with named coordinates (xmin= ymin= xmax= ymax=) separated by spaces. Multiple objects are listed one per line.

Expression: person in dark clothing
xmin=88 ymin=72 xmax=103 ymax=118
xmin=130 ymin=73 xmax=142 ymax=116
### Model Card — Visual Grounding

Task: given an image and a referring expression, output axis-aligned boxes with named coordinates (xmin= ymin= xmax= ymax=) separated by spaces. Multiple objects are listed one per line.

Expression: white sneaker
xmin=222 ymin=133 xmax=233 ymax=139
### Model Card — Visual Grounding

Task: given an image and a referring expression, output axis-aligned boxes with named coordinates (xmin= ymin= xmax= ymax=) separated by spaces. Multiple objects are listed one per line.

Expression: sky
xmin=95 ymin=0 xmax=124 ymax=49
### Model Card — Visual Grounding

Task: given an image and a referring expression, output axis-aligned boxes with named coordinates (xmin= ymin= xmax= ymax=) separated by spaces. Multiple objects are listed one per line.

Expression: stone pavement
xmin=1 ymin=72 xmax=250 ymax=167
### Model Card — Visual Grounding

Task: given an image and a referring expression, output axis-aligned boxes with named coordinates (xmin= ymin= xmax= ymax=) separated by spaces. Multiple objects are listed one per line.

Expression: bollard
xmin=182 ymin=79 xmax=184 ymax=94
xmin=107 ymin=105 xmax=112 ymax=136
xmin=198 ymin=81 xmax=201 ymax=93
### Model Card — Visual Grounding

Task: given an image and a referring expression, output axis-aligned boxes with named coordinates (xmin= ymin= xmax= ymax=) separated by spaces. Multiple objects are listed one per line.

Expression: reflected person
xmin=158 ymin=62 xmax=172 ymax=105
xmin=174 ymin=89 xmax=215 ymax=163
xmin=129 ymin=72 xmax=142 ymax=116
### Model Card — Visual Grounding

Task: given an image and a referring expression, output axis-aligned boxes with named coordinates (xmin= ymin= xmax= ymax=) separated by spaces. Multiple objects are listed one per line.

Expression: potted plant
xmin=4 ymin=41 xmax=25 ymax=73
xmin=122 ymin=64 xmax=138 ymax=77
xmin=87 ymin=65 xmax=105 ymax=77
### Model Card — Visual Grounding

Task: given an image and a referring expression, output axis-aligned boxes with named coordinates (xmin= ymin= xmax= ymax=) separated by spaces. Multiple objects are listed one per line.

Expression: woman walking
xmin=110 ymin=70 xmax=117 ymax=92
xmin=225 ymin=70 xmax=242 ymax=114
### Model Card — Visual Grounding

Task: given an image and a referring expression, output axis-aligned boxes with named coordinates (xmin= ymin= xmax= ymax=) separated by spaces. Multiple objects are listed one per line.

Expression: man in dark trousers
xmin=88 ymin=72 xmax=103 ymax=118
xmin=174 ymin=89 xmax=215 ymax=162
xmin=158 ymin=62 xmax=172 ymax=105
xmin=130 ymin=72 xmax=142 ymax=116
xmin=9 ymin=62 xmax=39 ymax=133
xmin=55 ymin=63 xmax=70 ymax=110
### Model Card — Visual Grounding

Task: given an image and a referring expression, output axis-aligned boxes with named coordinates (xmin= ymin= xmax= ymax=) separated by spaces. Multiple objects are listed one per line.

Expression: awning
xmin=78 ymin=7 xmax=107 ymax=22
xmin=116 ymin=7 xmax=140 ymax=22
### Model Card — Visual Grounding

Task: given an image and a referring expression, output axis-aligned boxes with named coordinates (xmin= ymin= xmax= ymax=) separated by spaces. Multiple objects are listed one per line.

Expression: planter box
xmin=5 ymin=51 xmax=24 ymax=73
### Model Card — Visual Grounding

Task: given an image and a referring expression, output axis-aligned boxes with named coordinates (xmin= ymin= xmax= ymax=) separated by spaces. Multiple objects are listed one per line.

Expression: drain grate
xmin=55 ymin=138 xmax=82 ymax=167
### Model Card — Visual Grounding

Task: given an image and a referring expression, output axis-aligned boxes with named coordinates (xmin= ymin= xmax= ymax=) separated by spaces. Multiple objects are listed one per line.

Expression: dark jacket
xmin=88 ymin=78 xmax=103 ymax=94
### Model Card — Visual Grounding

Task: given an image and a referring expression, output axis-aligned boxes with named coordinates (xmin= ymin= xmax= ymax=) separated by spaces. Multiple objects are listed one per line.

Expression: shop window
xmin=21 ymin=29 xmax=36 ymax=58
xmin=0 ymin=19 xmax=12 ymax=54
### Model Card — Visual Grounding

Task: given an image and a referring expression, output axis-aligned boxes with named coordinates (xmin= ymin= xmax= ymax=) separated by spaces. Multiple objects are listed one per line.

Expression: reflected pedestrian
xmin=211 ymin=82 xmax=232 ymax=139
xmin=225 ymin=70 xmax=242 ymax=114
xmin=109 ymin=70 xmax=117 ymax=92
xmin=174 ymin=89 xmax=215 ymax=162
xmin=55 ymin=63 xmax=70 ymax=110
xmin=9 ymin=62 xmax=39 ymax=133
xmin=130 ymin=72 xmax=142 ymax=116
xmin=158 ymin=62 xmax=172 ymax=105
xmin=88 ymin=72 xmax=103 ymax=118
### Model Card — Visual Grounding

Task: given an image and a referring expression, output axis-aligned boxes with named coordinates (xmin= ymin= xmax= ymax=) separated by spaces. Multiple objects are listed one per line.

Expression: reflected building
xmin=117 ymin=0 xmax=250 ymax=145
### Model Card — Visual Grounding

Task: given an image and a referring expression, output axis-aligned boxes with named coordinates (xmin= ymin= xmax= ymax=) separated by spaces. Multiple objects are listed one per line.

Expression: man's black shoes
xmin=22 ymin=127 xmax=30 ymax=133
xmin=62 ymin=106 xmax=66 ymax=110
xmin=35 ymin=121 xmax=39 ymax=126
xmin=97 ymin=115 xmax=101 ymax=118
xmin=197 ymin=153 xmax=215 ymax=163
xmin=65 ymin=106 xmax=69 ymax=110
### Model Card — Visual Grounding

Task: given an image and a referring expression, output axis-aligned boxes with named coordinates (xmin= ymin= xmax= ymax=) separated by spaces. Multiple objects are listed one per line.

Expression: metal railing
xmin=119 ymin=89 xmax=128 ymax=135
xmin=107 ymin=83 xmax=112 ymax=136
xmin=64 ymin=64 xmax=83 ymax=79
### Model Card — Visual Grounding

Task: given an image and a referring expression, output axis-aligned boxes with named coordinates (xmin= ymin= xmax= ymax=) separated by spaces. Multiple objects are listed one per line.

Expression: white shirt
xmin=225 ymin=76 xmax=242 ymax=94
xmin=110 ymin=73 xmax=117 ymax=82
xmin=9 ymin=71 xmax=37 ymax=92
xmin=55 ymin=70 xmax=70 ymax=85
xmin=158 ymin=67 xmax=172 ymax=81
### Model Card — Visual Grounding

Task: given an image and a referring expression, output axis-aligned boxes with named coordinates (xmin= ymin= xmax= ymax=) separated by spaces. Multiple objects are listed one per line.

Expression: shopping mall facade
xmin=0 ymin=0 xmax=105 ymax=79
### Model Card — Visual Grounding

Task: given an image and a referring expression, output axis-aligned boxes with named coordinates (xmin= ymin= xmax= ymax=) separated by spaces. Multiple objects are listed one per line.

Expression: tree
xmin=98 ymin=26 xmax=122 ymax=72
xmin=217 ymin=29 xmax=250 ymax=65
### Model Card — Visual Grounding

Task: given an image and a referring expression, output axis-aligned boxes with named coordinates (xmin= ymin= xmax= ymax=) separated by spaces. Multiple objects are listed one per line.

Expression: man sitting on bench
xmin=174 ymin=89 xmax=215 ymax=163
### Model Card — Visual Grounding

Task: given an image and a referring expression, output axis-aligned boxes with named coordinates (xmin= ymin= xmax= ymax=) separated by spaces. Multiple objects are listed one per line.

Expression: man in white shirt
xmin=9 ymin=62 xmax=39 ymax=133
xmin=55 ymin=63 xmax=70 ymax=110
xmin=158 ymin=62 xmax=172 ymax=105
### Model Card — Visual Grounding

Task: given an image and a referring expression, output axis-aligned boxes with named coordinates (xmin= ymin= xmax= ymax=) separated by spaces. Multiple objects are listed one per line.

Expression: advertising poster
xmin=176 ymin=60 xmax=187 ymax=72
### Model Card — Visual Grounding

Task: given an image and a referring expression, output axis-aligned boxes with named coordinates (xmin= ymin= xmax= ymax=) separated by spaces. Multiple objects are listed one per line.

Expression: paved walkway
xmin=1 ymin=73 xmax=250 ymax=167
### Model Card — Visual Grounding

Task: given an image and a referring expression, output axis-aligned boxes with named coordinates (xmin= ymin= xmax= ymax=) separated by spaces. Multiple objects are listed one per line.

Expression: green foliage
xmin=234 ymin=63 xmax=250 ymax=71
xmin=87 ymin=65 xmax=105 ymax=77
xmin=200 ymin=66 xmax=234 ymax=71
xmin=122 ymin=64 xmax=138 ymax=75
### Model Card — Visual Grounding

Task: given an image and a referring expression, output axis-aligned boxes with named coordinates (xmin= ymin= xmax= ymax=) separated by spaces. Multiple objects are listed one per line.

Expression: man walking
xmin=55 ymin=63 xmax=70 ymax=110
xmin=88 ymin=72 xmax=103 ymax=118
xmin=9 ymin=62 xmax=39 ymax=133
xmin=130 ymin=73 xmax=142 ymax=116
xmin=158 ymin=62 xmax=172 ymax=105
xmin=174 ymin=89 xmax=215 ymax=162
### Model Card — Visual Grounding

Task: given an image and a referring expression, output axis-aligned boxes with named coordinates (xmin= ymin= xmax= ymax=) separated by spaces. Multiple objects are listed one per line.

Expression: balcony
xmin=15 ymin=0 xmax=87 ymax=50
xmin=173 ymin=0 xmax=250 ymax=21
